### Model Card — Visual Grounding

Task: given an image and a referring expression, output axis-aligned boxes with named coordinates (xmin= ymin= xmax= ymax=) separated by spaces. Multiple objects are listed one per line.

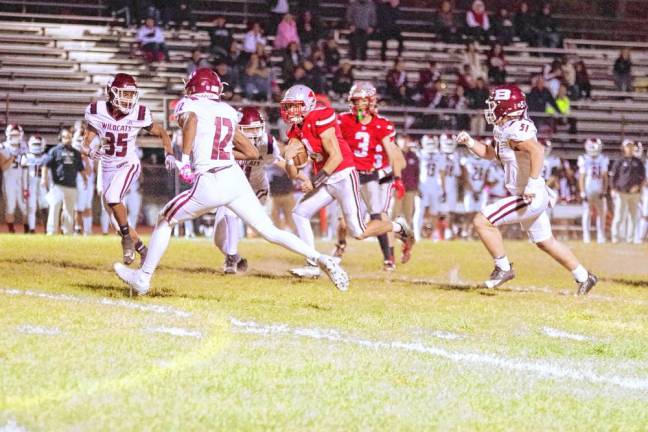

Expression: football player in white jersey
xmin=578 ymin=138 xmax=609 ymax=243
xmin=0 ymin=124 xmax=27 ymax=233
xmin=20 ymin=134 xmax=49 ymax=233
xmin=460 ymin=149 xmax=492 ymax=238
xmin=82 ymin=73 xmax=173 ymax=264
xmin=439 ymin=135 xmax=461 ymax=239
xmin=213 ymin=106 xmax=282 ymax=274
xmin=456 ymin=84 xmax=597 ymax=295
xmin=72 ymin=121 xmax=95 ymax=235
xmin=418 ymin=135 xmax=444 ymax=239
xmin=541 ymin=139 xmax=561 ymax=181
xmin=635 ymin=143 xmax=648 ymax=243
xmin=114 ymin=68 xmax=348 ymax=294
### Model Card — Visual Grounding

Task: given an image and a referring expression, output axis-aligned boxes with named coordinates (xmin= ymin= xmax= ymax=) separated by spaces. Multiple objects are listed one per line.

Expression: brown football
xmin=288 ymin=137 xmax=309 ymax=168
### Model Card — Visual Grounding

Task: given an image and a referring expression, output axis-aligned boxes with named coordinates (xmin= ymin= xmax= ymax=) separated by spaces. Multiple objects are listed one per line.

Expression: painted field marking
xmin=542 ymin=327 xmax=593 ymax=341
xmin=1 ymin=288 xmax=191 ymax=318
xmin=16 ymin=325 xmax=61 ymax=336
xmin=0 ymin=420 xmax=28 ymax=432
xmin=230 ymin=318 xmax=648 ymax=392
xmin=145 ymin=326 xmax=202 ymax=339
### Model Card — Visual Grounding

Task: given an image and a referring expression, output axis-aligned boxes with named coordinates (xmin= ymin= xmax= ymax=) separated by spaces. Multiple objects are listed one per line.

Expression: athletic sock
xmin=494 ymin=256 xmax=511 ymax=271
xmin=135 ymin=240 xmax=146 ymax=254
xmin=23 ymin=224 xmax=29 ymax=234
xmin=119 ymin=224 xmax=130 ymax=238
xmin=572 ymin=265 xmax=589 ymax=283
xmin=377 ymin=233 xmax=390 ymax=261
xmin=141 ymin=220 xmax=173 ymax=277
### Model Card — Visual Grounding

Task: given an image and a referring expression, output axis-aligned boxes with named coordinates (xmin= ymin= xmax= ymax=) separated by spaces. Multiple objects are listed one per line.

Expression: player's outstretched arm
xmin=383 ymin=137 xmax=405 ymax=177
xmin=319 ymin=127 xmax=343 ymax=175
xmin=177 ymin=112 xmax=197 ymax=159
xmin=456 ymin=131 xmax=495 ymax=160
xmin=147 ymin=122 xmax=173 ymax=157
xmin=232 ymin=128 xmax=259 ymax=161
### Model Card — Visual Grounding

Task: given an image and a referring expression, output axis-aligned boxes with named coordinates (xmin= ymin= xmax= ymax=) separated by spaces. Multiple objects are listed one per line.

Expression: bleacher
xmin=0 ymin=0 xmax=647 ymax=158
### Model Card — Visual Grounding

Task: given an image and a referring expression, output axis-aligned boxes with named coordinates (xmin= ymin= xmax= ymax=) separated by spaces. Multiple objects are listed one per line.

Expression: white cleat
xmin=317 ymin=254 xmax=350 ymax=292
xmin=289 ymin=265 xmax=321 ymax=279
xmin=114 ymin=263 xmax=150 ymax=296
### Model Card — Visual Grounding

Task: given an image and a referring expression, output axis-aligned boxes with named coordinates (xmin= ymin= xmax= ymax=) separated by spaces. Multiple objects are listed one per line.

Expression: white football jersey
xmin=442 ymin=153 xmax=461 ymax=193
xmin=0 ymin=144 xmax=25 ymax=183
xmin=238 ymin=133 xmax=281 ymax=201
xmin=461 ymin=155 xmax=492 ymax=191
xmin=577 ymin=154 xmax=609 ymax=193
xmin=419 ymin=151 xmax=445 ymax=190
xmin=174 ymin=96 xmax=239 ymax=174
xmin=84 ymin=101 xmax=152 ymax=171
xmin=542 ymin=155 xmax=561 ymax=179
xmin=487 ymin=162 xmax=507 ymax=198
xmin=21 ymin=153 xmax=47 ymax=180
xmin=493 ymin=117 xmax=537 ymax=195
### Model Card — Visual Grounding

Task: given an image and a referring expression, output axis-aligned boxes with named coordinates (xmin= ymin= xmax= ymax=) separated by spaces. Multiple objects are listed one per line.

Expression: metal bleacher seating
xmin=0 ymin=0 xmax=647 ymax=158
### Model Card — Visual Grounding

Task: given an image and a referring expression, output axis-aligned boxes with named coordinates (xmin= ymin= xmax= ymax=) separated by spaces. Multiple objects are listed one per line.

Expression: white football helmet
xmin=28 ymin=135 xmax=46 ymax=155
xmin=439 ymin=134 xmax=456 ymax=153
xmin=633 ymin=142 xmax=644 ymax=159
xmin=584 ymin=138 xmax=603 ymax=157
xmin=5 ymin=124 xmax=24 ymax=147
xmin=280 ymin=84 xmax=317 ymax=124
xmin=421 ymin=135 xmax=439 ymax=154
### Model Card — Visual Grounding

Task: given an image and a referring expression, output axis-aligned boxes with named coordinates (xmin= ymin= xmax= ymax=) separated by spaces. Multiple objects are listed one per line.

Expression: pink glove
xmin=175 ymin=160 xmax=195 ymax=185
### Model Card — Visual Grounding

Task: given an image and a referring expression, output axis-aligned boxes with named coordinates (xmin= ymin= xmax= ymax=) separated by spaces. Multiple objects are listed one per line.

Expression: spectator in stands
xmin=574 ymin=60 xmax=592 ymax=99
xmin=281 ymin=42 xmax=303 ymax=83
xmin=465 ymin=0 xmax=490 ymax=44
xmin=243 ymin=22 xmax=267 ymax=55
xmin=456 ymin=64 xmax=476 ymax=91
xmin=377 ymin=0 xmax=404 ymax=62
xmin=535 ymin=3 xmax=561 ymax=48
xmin=298 ymin=11 xmax=322 ymax=57
xmin=186 ymin=49 xmax=210 ymax=75
xmin=287 ymin=65 xmax=309 ymax=88
xmin=434 ymin=0 xmax=460 ymax=44
xmin=526 ymin=75 xmax=560 ymax=130
xmin=346 ymin=0 xmax=376 ymax=61
xmin=227 ymin=40 xmax=247 ymax=86
xmin=560 ymin=55 xmax=577 ymax=99
xmin=545 ymin=84 xmax=577 ymax=135
xmin=461 ymin=41 xmax=486 ymax=81
xmin=269 ymin=0 xmax=290 ymax=35
xmin=415 ymin=60 xmax=442 ymax=101
xmin=492 ymin=7 xmax=514 ymax=45
xmin=421 ymin=78 xmax=449 ymax=109
xmin=297 ymin=0 xmax=320 ymax=14
xmin=243 ymin=53 xmax=272 ymax=101
xmin=391 ymin=138 xmax=419 ymax=231
xmin=303 ymin=60 xmax=327 ymax=94
xmin=543 ymin=59 xmax=563 ymax=97
xmin=513 ymin=2 xmax=534 ymax=45
xmin=447 ymin=85 xmax=470 ymax=130
xmin=274 ymin=14 xmax=300 ymax=50
xmin=161 ymin=1 xmax=195 ymax=31
xmin=613 ymin=48 xmax=633 ymax=92
xmin=136 ymin=17 xmax=168 ymax=63
xmin=487 ymin=43 xmax=507 ymax=84
xmin=332 ymin=61 xmax=354 ymax=96
xmin=466 ymin=77 xmax=489 ymax=133
xmin=385 ymin=58 xmax=411 ymax=104
xmin=324 ymin=38 xmax=341 ymax=72
xmin=214 ymin=61 xmax=237 ymax=99
xmin=611 ymin=139 xmax=645 ymax=243
xmin=209 ymin=15 xmax=233 ymax=62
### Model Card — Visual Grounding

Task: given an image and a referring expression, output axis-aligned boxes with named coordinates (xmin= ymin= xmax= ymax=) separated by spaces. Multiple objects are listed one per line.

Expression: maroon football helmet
xmin=484 ymin=84 xmax=527 ymax=125
xmin=184 ymin=67 xmax=224 ymax=99
xmin=238 ymin=107 xmax=265 ymax=143
xmin=107 ymin=73 xmax=139 ymax=114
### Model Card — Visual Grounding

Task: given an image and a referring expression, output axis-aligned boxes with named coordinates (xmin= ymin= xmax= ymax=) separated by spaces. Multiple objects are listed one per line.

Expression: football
xmin=287 ymin=137 xmax=309 ymax=168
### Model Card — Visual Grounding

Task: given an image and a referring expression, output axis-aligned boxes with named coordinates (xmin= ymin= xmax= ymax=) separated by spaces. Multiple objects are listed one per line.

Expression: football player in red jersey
xmin=281 ymin=84 xmax=415 ymax=278
xmin=337 ymin=82 xmax=407 ymax=270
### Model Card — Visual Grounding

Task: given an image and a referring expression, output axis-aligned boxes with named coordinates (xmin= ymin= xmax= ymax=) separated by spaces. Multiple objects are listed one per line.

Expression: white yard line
xmin=0 ymin=420 xmax=28 ymax=432
xmin=1 ymin=288 xmax=191 ymax=318
xmin=542 ymin=327 xmax=593 ymax=341
xmin=230 ymin=318 xmax=648 ymax=392
xmin=16 ymin=325 xmax=61 ymax=336
xmin=145 ymin=326 xmax=202 ymax=339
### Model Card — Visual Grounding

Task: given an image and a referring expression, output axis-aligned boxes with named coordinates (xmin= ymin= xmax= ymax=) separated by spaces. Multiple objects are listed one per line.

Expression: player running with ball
xmin=455 ymin=84 xmax=597 ymax=295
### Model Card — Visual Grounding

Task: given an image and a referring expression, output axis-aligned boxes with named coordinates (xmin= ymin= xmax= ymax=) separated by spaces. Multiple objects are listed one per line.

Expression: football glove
xmin=392 ymin=177 xmax=405 ymax=199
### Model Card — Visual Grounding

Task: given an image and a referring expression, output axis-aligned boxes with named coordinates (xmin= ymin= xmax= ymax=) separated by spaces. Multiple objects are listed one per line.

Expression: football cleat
xmin=383 ymin=259 xmax=396 ymax=272
xmin=289 ymin=265 xmax=321 ymax=279
xmin=332 ymin=242 xmax=346 ymax=258
xmin=114 ymin=263 xmax=150 ymax=296
xmin=121 ymin=235 xmax=136 ymax=265
xmin=395 ymin=217 xmax=415 ymax=264
xmin=237 ymin=256 xmax=248 ymax=273
xmin=576 ymin=272 xmax=598 ymax=296
xmin=484 ymin=265 xmax=516 ymax=289
xmin=317 ymin=255 xmax=350 ymax=292
xmin=224 ymin=254 xmax=248 ymax=274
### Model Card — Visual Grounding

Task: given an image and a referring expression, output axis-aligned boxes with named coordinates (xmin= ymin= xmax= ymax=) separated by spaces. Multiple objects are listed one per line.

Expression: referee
xmin=610 ymin=139 xmax=645 ymax=243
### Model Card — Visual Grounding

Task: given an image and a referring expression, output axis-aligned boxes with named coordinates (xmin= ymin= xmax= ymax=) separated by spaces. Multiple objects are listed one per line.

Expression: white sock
xmin=140 ymin=220 xmax=173 ymax=277
xmin=293 ymin=212 xmax=316 ymax=248
xmin=639 ymin=218 xmax=648 ymax=243
xmin=494 ymin=256 xmax=511 ymax=271
xmin=224 ymin=213 xmax=240 ymax=255
xmin=392 ymin=221 xmax=402 ymax=233
xmin=83 ymin=216 xmax=92 ymax=235
xmin=571 ymin=265 xmax=589 ymax=283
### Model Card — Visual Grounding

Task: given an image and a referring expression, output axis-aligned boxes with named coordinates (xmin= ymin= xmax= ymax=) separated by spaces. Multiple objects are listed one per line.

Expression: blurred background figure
xmin=610 ymin=139 xmax=645 ymax=243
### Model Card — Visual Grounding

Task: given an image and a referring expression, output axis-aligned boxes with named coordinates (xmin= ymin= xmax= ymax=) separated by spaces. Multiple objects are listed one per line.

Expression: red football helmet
xmin=280 ymin=84 xmax=316 ymax=124
xmin=184 ymin=67 xmax=224 ymax=99
xmin=238 ymin=106 xmax=265 ymax=143
xmin=484 ymin=84 xmax=527 ymax=125
xmin=348 ymin=81 xmax=378 ymax=119
xmin=107 ymin=73 xmax=139 ymax=114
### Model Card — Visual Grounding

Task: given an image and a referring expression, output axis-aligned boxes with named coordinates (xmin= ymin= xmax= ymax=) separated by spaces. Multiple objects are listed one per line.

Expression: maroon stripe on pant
xmin=485 ymin=197 xmax=524 ymax=223
xmin=163 ymin=176 xmax=201 ymax=218
xmin=138 ymin=105 xmax=146 ymax=121
xmin=167 ymin=176 xmax=201 ymax=221
xmin=383 ymin=184 xmax=393 ymax=214
xmin=350 ymin=170 xmax=366 ymax=231
xmin=119 ymin=164 xmax=139 ymax=201
xmin=491 ymin=202 xmax=528 ymax=225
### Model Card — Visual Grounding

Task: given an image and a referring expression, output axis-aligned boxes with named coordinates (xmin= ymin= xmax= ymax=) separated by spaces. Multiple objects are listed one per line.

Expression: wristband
xmin=286 ymin=159 xmax=295 ymax=166
xmin=312 ymin=170 xmax=329 ymax=188
xmin=394 ymin=176 xmax=401 ymax=181
xmin=466 ymin=137 xmax=475 ymax=149
xmin=181 ymin=154 xmax=191 ymax=164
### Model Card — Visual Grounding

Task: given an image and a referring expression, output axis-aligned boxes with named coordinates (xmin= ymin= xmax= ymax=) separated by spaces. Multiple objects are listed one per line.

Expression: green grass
xmin=1 ymin=234 xmax=647 ymax=431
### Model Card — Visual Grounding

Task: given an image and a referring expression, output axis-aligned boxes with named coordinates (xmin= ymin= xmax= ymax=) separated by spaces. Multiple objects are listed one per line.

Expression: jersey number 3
xmin=104 ymin=132 xmax=128 ymax=157
xmin=212 ymin=117 xmax=233 ymax=160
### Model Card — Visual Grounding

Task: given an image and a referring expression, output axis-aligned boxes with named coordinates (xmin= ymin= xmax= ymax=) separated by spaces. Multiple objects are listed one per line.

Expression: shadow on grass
xmin=605 ymin=278 xmax=648 ymax=288
xmin=0 ymin=257 xmax=99 ymax=271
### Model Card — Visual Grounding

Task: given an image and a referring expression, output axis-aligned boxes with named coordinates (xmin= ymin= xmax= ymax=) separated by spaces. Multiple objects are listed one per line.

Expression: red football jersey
xmin=338 ymin=112 xmax=396 ymax=171
xmin=287 ymin=106 xmax=355 ymax=174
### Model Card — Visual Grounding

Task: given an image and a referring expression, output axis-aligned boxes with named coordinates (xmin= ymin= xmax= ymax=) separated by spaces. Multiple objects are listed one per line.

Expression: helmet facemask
xmin=350 ymin=97 xmax=375 ymax=121
xmin=280 ymin=101 xmax=306 ymax=125
xmin=28 ymin=137 xmax=45 ymax=155
xmin=110 ymin=86 xmax=139 ymax=114
xmin=8 ymin=132 xmax=21 ymax=147
xmin=241 ymin=123 xmax=265 ymax=146
xmin=484 ymin=99 xmax=497 ymax=125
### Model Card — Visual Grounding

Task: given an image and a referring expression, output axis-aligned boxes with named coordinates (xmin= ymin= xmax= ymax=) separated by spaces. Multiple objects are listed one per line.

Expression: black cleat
xmin=577 ymin=272 xmax=598 ymax=296
xmin=484 ymin=265 xmax=515 ymax=289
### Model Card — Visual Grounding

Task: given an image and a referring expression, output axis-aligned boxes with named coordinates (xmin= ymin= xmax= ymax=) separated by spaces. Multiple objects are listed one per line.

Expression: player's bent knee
xmin=473 ymin=213 xmax=492 ymax=230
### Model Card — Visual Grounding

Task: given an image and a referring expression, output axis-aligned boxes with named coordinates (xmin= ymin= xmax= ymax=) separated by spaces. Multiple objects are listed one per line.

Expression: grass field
xmin=1 ymin=234 xmax=648 ymax=431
